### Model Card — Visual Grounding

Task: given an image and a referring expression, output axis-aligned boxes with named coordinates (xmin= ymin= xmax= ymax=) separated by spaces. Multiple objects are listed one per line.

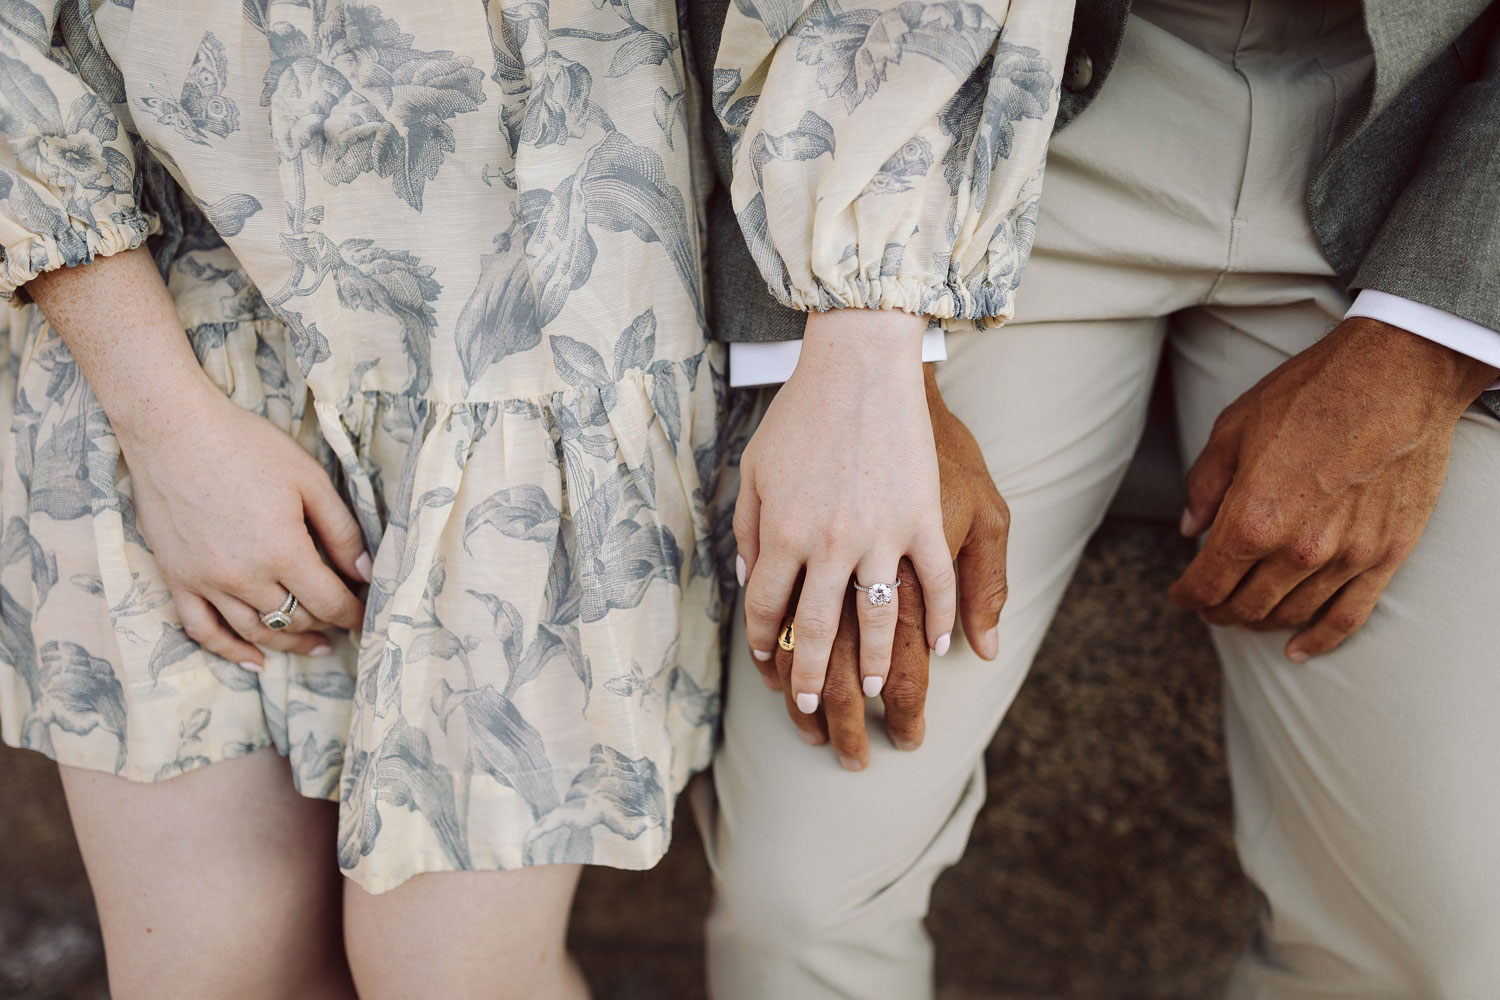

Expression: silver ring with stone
xmin=260 ymin=592 xmax=299 ymax=631
xmin=852 ymin=579 xmax=900 ymax=607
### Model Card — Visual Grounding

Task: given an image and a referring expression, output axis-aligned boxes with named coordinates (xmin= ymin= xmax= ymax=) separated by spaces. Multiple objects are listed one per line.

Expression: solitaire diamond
xmin=867 ymin=582 xmax=894 ymax=606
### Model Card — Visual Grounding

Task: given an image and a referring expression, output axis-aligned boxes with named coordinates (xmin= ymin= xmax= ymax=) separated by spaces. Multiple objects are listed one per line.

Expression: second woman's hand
xmin=735 ymin=308 xmax=956 ymax=731
xmin=117 ymin=380 xmax=371 ymax=671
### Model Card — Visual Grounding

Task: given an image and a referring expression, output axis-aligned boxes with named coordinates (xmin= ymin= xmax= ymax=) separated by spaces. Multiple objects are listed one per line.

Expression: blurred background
xmin=1 ymin=374 xmax=1259 ymax=999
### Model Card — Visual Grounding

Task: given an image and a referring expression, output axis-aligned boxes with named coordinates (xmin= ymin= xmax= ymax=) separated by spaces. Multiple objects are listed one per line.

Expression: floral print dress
xmin=0 ymin=0 xmax=1069 ymax=893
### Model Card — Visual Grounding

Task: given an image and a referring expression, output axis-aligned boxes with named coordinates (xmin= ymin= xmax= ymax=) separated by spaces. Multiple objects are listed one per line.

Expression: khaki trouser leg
xmin=1169 ymin=303 xmax=1500 ymax=999
xmin=699 ymin=316 xmax=1166 ymax=1000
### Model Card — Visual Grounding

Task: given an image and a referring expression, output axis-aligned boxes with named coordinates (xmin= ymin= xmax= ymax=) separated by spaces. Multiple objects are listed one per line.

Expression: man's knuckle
xmin=1226 ymin=515 xmax=1278 ymax=559
xmin=882 ymin=677 xmax=925 ymax=713
xmin=822 ymin=684 xmax=860 ymax=714
xmin=1287 ymin=535 xmax=1332 ymax=571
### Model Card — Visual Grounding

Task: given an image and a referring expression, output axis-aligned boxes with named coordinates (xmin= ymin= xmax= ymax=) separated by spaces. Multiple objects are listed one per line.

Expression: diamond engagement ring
xmin=260 ymin=593 xmax=299 ymax=630
xmin=852 ymin=579 xmax=901 ymax=607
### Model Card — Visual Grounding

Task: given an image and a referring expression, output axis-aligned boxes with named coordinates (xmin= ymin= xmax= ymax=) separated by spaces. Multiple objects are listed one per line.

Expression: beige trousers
xmin=697 ymin=2 xmax=1500 ymax=998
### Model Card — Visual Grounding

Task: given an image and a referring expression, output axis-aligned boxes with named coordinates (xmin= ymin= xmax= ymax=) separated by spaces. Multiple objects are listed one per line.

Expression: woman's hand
xmin=28 ymin=247 xmax=369 ymax=672
xmin=118 ymin=383 xmax=370 ymax=670
xmin=735 ymin=309 xmax=956 ymax=723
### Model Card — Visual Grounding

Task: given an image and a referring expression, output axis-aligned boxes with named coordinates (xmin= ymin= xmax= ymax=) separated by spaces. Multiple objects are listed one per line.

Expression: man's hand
xmin=1170 ymin=317 xmax=1498 ymax=660
xmin=766 ymin=365 xmax=1010 ymax=769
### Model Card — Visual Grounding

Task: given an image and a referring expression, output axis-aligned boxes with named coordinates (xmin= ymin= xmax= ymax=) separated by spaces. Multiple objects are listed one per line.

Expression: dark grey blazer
xmin=686 ymin=1 xmax=1500 ymax=417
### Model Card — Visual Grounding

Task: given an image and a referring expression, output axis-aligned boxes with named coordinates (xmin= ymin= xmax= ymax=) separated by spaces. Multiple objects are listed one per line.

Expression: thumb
xmin=1181 ymin=418 xmax=1241 ymax=538
xmin=957 ymin=500 xmax=1008 ymax=661
xmin=302 ymin=472 xmax=371 ymax=584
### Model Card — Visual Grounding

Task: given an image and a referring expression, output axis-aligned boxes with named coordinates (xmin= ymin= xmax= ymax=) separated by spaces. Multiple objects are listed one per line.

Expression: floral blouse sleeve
xmin=713 ymin=0 xmax=1072 ymax=329
xmin=0 ymin=4 xmax=157 ymax=300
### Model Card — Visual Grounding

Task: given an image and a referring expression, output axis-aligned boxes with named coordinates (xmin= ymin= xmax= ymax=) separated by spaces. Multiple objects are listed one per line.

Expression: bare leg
xmin=58 ymin=748 xmax=354 ymax=1000
xmin=344 ymin=864 xmax=589 ymax=1000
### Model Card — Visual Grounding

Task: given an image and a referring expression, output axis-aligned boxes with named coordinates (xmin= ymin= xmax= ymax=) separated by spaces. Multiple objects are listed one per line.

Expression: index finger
xmin=1168 ymin=514 xmax=1262 ymax=614
xmin=883 ymin=559 xmax=930 ymax=751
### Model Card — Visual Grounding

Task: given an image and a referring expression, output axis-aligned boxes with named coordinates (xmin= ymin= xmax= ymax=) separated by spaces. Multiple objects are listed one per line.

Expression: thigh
xmin=1173 ymin=304 xmax=1500 ymax=996
xmin=59 ymin=747 xmax=352 ymax=1000
xmin=344 ymin=864 xmax=586 ymax=1000
xmin=702 ymin=317 xmax=1165 ymax=999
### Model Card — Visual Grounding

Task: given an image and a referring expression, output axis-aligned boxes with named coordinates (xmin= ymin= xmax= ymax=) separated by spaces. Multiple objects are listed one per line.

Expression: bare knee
xmin=345 ymin=866 xmax=587 ymax=1000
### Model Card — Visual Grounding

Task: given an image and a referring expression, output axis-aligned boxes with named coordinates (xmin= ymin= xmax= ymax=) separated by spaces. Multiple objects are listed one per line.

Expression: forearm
xmin=27 ymin=247 xmax=220 ymax=441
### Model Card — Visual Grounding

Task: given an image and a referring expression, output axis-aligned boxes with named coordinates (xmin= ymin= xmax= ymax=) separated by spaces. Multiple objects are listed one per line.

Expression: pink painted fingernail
xmin=796 ymin=692 xmax=819 ymax=714
xmin=735 ymin=554 xmax=747 ymax=587
xmin=862 ymin=675 xmax=884 ymax=697
xmin=239 ymin=660 xmax=263 ymax=673
xmin=355 ymin=552 xmax=374 ymax=583
xmin=752 ymin=648 xmax=773 ymax=662
xmin=933 ymin=632 xmax=951 ymax=656
xmin=310 ymin=644 xmax=333 ymax=657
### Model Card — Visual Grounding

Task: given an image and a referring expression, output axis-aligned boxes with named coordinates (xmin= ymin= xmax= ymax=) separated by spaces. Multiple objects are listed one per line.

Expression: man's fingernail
xmin=735 ymin=554 xmax=747 ymax=587
xmin=752 ymin=648 xmax=773 ymax=662
xmin=838 ymin=755 xmax=866 ymax=772
xmin=933 ymin=632 xmax=951 ymax=656
xmin=984 ymin=626 xmax=1000 ymax=661
xmin=795 ymin=692 xmax=819 ymax=714
xmin=1286 ymin=647 xmax=1310 ymax=664
xmin=1179 ymin=509 xmax=1198 ymax=537
xmin=355 ymin=552 xmax=374 ymax=583
xmin=863 ymin=675 xmax=884 ymax=697
xmin=892 ymin=738 xmax=919 ymax=752
xmin=798 ymin=728 xmax=823 ymax=746
xmin=239 ymin=660 xmax=263 ymax=673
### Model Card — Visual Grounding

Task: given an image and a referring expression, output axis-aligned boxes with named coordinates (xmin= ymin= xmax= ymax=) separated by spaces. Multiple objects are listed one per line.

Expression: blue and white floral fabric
xmin=715 ymin=0 xmax=1071 ymax=329
xmin=0 ymin=0 xmax=731 ymax=892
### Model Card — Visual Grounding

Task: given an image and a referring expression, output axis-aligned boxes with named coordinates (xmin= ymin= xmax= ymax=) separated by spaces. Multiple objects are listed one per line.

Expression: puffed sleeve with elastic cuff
xmin=0 ymin=3 xmax=158 ymax=301
xmin=713 ymin=0 xmax=1073 ymax=330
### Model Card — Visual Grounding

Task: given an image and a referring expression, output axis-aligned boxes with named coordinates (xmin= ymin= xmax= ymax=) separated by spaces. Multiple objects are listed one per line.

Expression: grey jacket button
xmin=1063 ymin=47 xmax=1094 ymax=93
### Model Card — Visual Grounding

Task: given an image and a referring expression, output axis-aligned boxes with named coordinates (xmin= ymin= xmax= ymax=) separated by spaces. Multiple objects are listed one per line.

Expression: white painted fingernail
xmin=862 ymin=675 xmax=884 ymax=697
xmin=735 ymin=554 xmax=747 ymax=587
xmin=795 ymin=692 xmax=819 ymax=714
xmin=934 ymin=632 xmax=951 ymax=656
xmin=355 ymin=551 xmax=374 ymax=583
xmin=239 ymin=660 xmax=263 ymax=673
xmin=310 ymin=644 xmax=333 ymax=657
xmin=752 ymin=648 xmax=773 ymax=662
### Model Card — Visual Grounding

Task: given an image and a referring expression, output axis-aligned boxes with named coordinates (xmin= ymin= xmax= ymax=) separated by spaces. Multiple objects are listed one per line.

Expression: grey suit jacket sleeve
xmin=1352 ymin=22 xmax=1500 ymax=334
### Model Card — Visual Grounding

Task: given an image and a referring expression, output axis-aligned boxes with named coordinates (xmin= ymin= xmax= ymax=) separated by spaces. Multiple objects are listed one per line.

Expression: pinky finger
xmin=1284 ymin=569 xmax=1392 ymax=662
xmin=174 ymin=589 xmax=264 ymax=672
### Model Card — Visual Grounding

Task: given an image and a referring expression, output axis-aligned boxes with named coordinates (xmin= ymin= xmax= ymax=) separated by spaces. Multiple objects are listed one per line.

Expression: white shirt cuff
xmin=728 ymin=326 xmax=948 ymax=388
xmin=1346 ymin=290 xmax=1500 ymax=391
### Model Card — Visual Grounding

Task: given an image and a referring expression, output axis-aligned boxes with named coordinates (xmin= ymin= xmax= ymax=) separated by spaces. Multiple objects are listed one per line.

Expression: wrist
xmin=109 ymin=367 xmax=225 ymax=448
xmin=1335 ymin=317 xmax=1500 ymax=413
xmin=799 ymin=309 xmax=928 ymax=380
